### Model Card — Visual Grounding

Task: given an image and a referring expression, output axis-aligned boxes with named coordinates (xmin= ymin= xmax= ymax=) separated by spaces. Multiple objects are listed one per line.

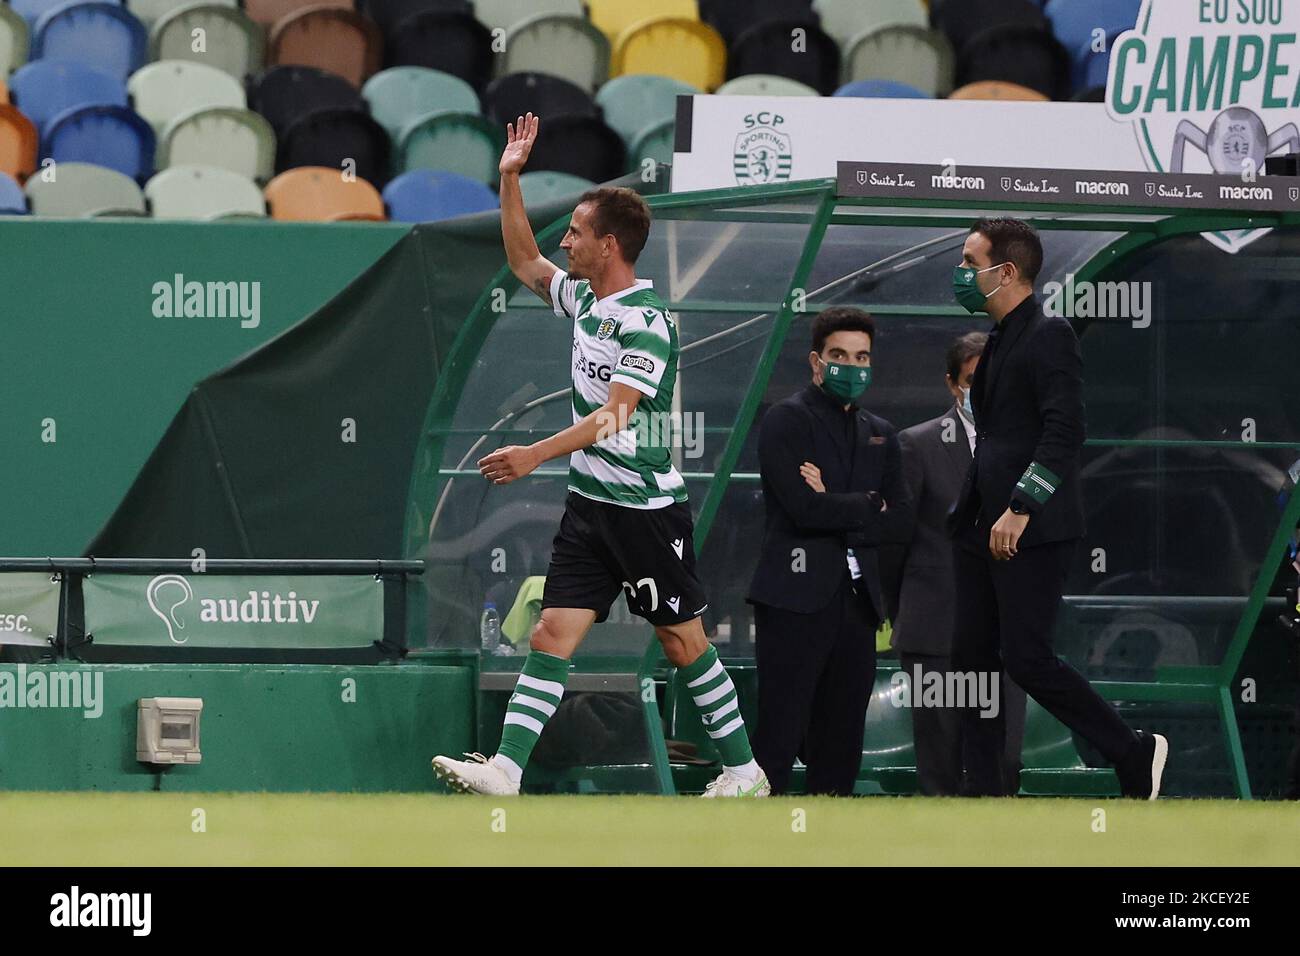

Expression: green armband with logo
xmin=1014 ymin=460 xmax=1060 ymax=507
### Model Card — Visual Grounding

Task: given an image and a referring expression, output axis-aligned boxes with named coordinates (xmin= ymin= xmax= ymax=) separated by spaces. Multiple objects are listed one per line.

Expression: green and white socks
xmin=492 ymin=649 xmax=570 ymax=786
xmin=680 ymin=644 xmax=761 ymax=780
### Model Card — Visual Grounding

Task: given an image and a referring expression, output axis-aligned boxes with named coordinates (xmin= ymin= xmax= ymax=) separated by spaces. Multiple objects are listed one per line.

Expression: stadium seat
xmin=594 ymin=73 xmax=695 ymax=149
xmin=1071 ymin=24 xmax=1130 ymax=94
xmin=158 ymin=106 xmax=275 ymax=181
xmin=833 ymin=78 xmax=929 ymax=98
xmin=31 ymin=2 xmax=148 ymax=81
xmin=813 ymin=0 xmax=924 ymax=47
xmin=128 ymin=60 xmax=243 ymax=134
xmin=381 ymin=167 xmax=497 ymax=222
xmin=728 ymin=19 xmax=840 ymax=96
xmin=626 ymin=115 xmax=672 ymax=172
xmin=517 ymin=168 xmax=592 ymax=205
xmin=526 ymin=113 xmax=624 ymax=182
xmin=268 ymin=6 xmax=383 ymax=88
xmin=482 ymin=71 xmax=596 ymax=129
xmin=150 ymin=3 xmax=265 ymax=81
xmin=10 ymin=61 xmax=127 ymax=136
xmin=43 ymin=103 xmax=154 ymax=181
xmin=1070 ymin=85 xmax=1104 ymax=102
xmin=358 ymin=0 xmax=469 ymax=41
xmin=498 ymin=14 xmax=610 ymax=94
xmin=363 ymin=66 xmax=479 ymax=142
xmin=472 ymin=0 xmax=582 ymax=35
xmin=931 ymin=0 xmax=1047 ymax=54
xmin=247 ymin=64 xmax=364 ymax=139
xmin=264 ymin=163 xmax=384 ymax=219
xmin=1045 ymin=0 xmax=1139 ymax=58
xmin=13 ymin=0 xmax=73 ymax=26
xmin=843 ymin=24 xmax=954 ymax=97
xmin=395 ymin=109 xmax=503 ymax=184
xmin=698 ymin=0 xmax=812 ymax=46
xmin=125 ymin=0 xmax=234 ymax=29
xmin=0 ymin=170 xmax=27 ymax=212
xmin=145 ymin=163 xmax=265 ymax=217
xmin=715 ymin=74 xmax=818 ymax=97
xmin=610 ymin=17 xmax=725 ymax=91
xmin=23 ymin=158 xmax=145 ymax=214
xmin=0 ymin=106 xmax=38 ymax=181
xmin=384 ymin=10 xmax=493 ymax=92
xmin=948 ymin=79 xmax=1048 ymax=101
xmin=587 ymin=0 xmax=696 ymax=44
xmin=0 ymin=3 xmax=31 ymax=74
xmin=245 ymin=0 xmax=348 ymax=27
xmin=955 ymin=24 xmax=1069 ymax=100
xmin=277 ymin=106 xmax=390 ymax=185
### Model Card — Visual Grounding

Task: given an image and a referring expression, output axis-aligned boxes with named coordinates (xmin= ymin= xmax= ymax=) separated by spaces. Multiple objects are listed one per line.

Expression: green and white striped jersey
xmin=548 ymin=269 xmax=687 ymax=510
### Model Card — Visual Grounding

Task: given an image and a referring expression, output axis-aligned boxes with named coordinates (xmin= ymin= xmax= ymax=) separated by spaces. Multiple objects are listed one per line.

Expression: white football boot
xmin=702 ymin=766 xmax=771 ymax=798
xmin=431 ymin=752 xmax=520 ymax=796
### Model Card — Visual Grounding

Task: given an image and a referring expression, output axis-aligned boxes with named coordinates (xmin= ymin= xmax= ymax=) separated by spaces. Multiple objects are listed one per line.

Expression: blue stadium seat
xmin=833 ymin=78 xmax=929 ymax=99
xmin=1045 ymin=0 xmax=1139 ymax=58
xmin=10 ymin=60 xmax=126 ymax=135
xmin=0 ymin=170 xmax=28 ymax=212
xmin=1072 ymin=30 xmax=1125 ymax=94
xmin=43 ymin=103 xmax=154 ymax=181
xmin=13 ymin=0 xmax=112 ymax=26
xmin=31 ymin=1 xmax=147 ymax=81
xmin=382 ymin=168 xmax=498 ymax=222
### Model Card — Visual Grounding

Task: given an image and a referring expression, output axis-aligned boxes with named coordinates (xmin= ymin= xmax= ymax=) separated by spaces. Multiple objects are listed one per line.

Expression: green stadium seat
xmin=498 ymin=14 xmax=610 ymax=94
xmin=715 ymin=74 xmax=818 ymax=97
xmin=812 ymin=0 xmax=924 ymax=47
xmin=150 ymin=3 xmax=265 ymax=82
xmin=471 ymin=0 xmax=582 ymax=35
xmin=145 ymin=163 xmax=265 ymax=218
xmin=128 ymin=60 xmax=245 ymax=134
xmin=396 ymin=109 xmax=504 ymax=185
xmin=610 ymin=16 xmax=725 ymax=91
xmin=24 ymin=160 xmax=146 ymax=216
xmin=158 ymin=106 xmax=275 ymax=182
xmin=126 ymin=0 xmax=235 ymax=28
xmin=362 ymin=66 xmax=479 ymax=143
xmin=517 ymin=169 xmax=593 ymax=205
xmin=843 ymin=24 xmax=955 ymax=96
xmin=626 ymin=115 xmax=673 ymax=173
xmin=0 ymin=3 xmax=30 ymax=75
xmin=593 ymin=73 xmax=695 ymax=149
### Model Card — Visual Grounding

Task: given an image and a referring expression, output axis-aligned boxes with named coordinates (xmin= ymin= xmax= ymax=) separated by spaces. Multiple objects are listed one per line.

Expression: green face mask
xmin=952 ymin=263 xmax=1007 ymax=314
xmin=818 ymin=359 xmax=871 ymax=402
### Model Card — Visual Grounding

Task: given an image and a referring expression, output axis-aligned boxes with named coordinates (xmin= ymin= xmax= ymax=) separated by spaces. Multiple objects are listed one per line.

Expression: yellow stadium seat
xmin=611 ymin=16 xmax=724 ymax=91
xmin=587 ymin=0 xmax=697 ymax=44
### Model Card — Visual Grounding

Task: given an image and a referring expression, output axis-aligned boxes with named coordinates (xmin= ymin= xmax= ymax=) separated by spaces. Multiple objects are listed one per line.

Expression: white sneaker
xmin=431 ymin=752 xmax=520 ymax=796
xmin=702 ymin=767 xmax=771 ymax=798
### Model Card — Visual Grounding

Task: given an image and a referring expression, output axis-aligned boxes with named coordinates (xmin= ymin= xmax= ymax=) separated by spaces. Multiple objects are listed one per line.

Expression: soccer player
xmin=432 ymin=113 xmax=770 ymax=797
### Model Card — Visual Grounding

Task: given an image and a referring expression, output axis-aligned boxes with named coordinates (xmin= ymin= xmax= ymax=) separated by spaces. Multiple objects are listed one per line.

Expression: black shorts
xmin=541 ymin=491 xmax=709 ymax=627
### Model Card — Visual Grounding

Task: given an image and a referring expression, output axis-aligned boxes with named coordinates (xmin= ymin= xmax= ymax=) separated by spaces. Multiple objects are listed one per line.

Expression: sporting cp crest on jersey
xmin=734 ymin=111 xmax=792 ymax=185
xmin=596 ymin=317 xmax=616 ymax=340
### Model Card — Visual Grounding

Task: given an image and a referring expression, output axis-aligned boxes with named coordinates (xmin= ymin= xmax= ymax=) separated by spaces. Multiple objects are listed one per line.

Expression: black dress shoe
xmin=1118 ymin=731 xmax=1169 ymax=799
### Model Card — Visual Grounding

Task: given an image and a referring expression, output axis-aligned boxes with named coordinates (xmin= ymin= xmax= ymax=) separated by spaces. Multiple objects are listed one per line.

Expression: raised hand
xmin=500 ymin=112 xmax=539 ymax=177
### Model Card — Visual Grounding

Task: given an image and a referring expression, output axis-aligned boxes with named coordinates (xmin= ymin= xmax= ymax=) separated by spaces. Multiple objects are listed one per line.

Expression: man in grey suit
xmin=888 ymin=332 xmax=1027 ymax=795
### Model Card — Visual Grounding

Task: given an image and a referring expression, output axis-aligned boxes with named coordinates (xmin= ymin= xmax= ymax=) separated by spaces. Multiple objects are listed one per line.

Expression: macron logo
xmin=671 ymin=538 xmax=684 ymax=559
xmin=667 ymin=596 xmax=681 ymax=613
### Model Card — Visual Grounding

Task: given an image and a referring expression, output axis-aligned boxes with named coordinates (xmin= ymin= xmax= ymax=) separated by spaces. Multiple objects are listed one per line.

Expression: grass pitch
xmin=0 ymin=792 xmax=1294 ymax=866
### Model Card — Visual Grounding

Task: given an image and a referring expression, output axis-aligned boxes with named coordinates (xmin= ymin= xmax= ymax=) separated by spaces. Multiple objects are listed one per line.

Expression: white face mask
xmin=958 ymin=385 xmax=975 ymax=423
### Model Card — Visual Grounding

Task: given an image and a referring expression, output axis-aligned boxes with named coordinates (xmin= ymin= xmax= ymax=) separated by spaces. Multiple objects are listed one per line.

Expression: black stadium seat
xmin=247 ymin=65 xmax=366 ymax=139
xmin=698 ymin=0 xmax=814 ymax=46
xmin=931 ymin=0 xmax=1048 ymax=55
xmin=956 ymin=25 xmax=1071 ymax=101
xmin=727 ymin=18 xmax=840 ymax=96
xmin=384 ymin=10 xmax=494 ymax=92
xmin=357 ymin=0 xmax=470 ymax=42
xmin=482 ymin=72 xmax=598 ymax=128
xmin=277 ymin=106 xmax=392 ymax=187
xmin=526 ymin=114 xmax=625 ymax=183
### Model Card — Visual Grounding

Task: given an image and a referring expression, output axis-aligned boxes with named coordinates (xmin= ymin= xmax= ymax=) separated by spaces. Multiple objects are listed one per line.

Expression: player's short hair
xmin=970 ymin=217 xmax=1043 ymax=283
xmin=812 ymin=307 xmax=875 ymax=353
xmin=578 ymin=187 xmax=651 ymax=264
xmin=946 ymin=331 xmax=988 ymax=381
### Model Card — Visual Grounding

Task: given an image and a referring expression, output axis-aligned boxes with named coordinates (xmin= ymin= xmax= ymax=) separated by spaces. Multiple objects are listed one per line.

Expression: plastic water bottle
xmin=480 ymin=601 xmax=501 ymax=653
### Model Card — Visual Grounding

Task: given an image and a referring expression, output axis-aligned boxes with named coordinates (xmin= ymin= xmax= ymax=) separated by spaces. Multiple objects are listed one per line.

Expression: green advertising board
xmin=0 ymin=573 xmax=61 ymax=647
xmin=82 ymin=574 xmax=382 ymax=649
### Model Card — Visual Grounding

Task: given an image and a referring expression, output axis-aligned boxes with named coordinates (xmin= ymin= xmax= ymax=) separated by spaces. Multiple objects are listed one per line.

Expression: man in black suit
xmin=891 ymin=332 xmax=1027 ymax=796
xmin=747 ymin=307 xmax=912 ymax=795
xmin=946 ymin=217 xmax=1168 ymax=799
